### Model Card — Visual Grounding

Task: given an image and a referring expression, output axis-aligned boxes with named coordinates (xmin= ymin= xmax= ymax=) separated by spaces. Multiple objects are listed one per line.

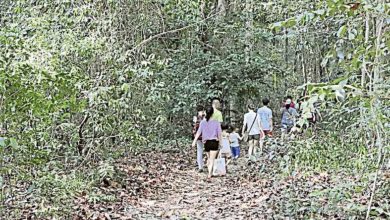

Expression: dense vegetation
xmin=0 ymin=0 xmax=389 ymax=219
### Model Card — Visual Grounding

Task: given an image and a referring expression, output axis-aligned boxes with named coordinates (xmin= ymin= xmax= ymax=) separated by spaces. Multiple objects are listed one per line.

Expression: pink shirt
xmin=197 ymin=119 xmax=222 ymax=142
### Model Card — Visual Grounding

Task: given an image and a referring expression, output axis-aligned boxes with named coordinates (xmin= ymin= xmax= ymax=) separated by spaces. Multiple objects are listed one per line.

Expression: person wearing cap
xmin=280 ymin=99 xmax=298 ymax=141
xmin=281 ymin=95 xmax=296 ymax=109
xmin=242 ymin=103 xmax=264 ymax=157
xmin=286 ymin=95 xmax=296 ymax=108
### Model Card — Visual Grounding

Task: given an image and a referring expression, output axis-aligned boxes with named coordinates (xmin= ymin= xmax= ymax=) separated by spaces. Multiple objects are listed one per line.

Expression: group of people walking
xmin=191 ymin=99 xmax=226 ymax=179
xmin=191 ymin=96 xmax=312 ymax=179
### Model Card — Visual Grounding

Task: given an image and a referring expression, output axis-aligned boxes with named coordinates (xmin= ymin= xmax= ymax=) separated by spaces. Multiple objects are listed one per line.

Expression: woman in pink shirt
xmin=192 ymin=106 xmax=222 ymax=179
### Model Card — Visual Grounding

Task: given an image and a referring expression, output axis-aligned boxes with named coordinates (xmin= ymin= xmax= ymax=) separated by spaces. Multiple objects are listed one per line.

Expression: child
xmin=220 ymin=123 xmax=232 ymax=167
xmin=229 ymin=126 xmax=242 ymax=160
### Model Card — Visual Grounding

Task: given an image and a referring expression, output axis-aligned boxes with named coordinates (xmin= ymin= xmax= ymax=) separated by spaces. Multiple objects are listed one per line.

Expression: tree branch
xmin=77 ymin=113 xmax=90 ymax=155
xmin=129 ymin=4 xmax=230 ymax=53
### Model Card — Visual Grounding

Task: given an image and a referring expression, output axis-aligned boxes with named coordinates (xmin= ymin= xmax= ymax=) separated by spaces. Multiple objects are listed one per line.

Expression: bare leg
xmin=281 ymin=128 xmax=286 ymax=142
xmin=253 ymin=139 xmax=259 ymax=156
xmin=206 ymin=152 xmax=210 ymax=175
xmin=225 ymin=156 xmax=231 ymax=165
xmin=259 ymin=139 xmax=264 ymax=154
xmin=248 ymin=140 xmax=254 ymax=156
xmin=208 ymin=150 xmax=219 ymax=178
xmin=225 ymin=156 xmax=230 ymax=174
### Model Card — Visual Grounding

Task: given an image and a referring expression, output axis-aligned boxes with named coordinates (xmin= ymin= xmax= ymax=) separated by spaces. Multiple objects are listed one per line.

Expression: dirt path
xmin=72 ymin=141 xmax=388 ymax=219
xmin=74 ymin=142 xmax=296 ymax=219
xmin=136 ymin=163 xmax=271 ymax=219
xmin=121 ymin=142 xmax=288 ymax=219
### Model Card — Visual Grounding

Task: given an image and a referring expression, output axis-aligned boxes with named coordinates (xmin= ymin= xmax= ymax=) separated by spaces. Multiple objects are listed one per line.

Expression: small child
xmin=220 ymin=123 xmax=232 ymax=166
xmin=229 ymin=126 xmax=242 ymax=160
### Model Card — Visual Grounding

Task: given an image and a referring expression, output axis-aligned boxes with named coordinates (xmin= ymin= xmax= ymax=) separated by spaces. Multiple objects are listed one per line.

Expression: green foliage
xmin=290 ymin=137 xmax=376 ymax=171
xmin=0 ymin=0 xmax=388 ymax=218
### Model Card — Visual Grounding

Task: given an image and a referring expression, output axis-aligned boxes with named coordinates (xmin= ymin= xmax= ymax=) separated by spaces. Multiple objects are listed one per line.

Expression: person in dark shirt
xmin=281 ymin=95 xmax=296 ymax=109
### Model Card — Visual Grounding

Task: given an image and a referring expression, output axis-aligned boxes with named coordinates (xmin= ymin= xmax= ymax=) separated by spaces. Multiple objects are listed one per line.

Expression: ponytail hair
xmin=205 ymin=106 xmax=214 ymax=121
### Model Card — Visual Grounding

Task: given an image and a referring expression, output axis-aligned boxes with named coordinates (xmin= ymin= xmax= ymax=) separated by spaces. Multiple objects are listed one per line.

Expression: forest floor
xmin=70 ymin=138 xmax=390 ymax=220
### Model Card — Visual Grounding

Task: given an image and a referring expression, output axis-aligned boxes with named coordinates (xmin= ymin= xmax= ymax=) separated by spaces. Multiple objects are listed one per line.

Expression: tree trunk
xmin=217 ymin=0 xmax=226 ymax=17
xmin=284 ymin=10 xmax=288 ymax=68
xmin=362 ymin=13 xmax=370 ymax=89
xmin=199 ymin=0 xmax=209 ymax=53
xmin=244 ymin=0 xmax=253 ymax=63
xmin=373 ymin=14 xmax=384 ymax=92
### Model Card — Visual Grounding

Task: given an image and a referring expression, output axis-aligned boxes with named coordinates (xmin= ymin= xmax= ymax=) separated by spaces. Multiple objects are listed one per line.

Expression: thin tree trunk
xmin=284 ymin=10 xmax=288 ymax=68
xmin=244 ymin=0 xmax=253 ymax=63
xmin=199 ymin=0 xmax=209 ymax=53
xmin=293 ymin=38 xmax=300 ymax=74
xmin=362 ymin=13 xmax=370 ymax=88
xmin=301 ymin=33 xmax=307 ymax=85
xmin=373 ymin=15 xmax=384 ymax=92
xmin=366 ymin=1 xmax=385 ymax=217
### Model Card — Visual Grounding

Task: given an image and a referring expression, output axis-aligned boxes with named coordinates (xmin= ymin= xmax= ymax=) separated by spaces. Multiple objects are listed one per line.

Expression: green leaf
xmin=338 ymin=79 xmax=348 ymax=87
xmin=9 ymin=138 xmax=18 ymax=148
xmin=0 ymin=138 xmax=5 ymax=147
xmin=284 ymin=18 xmax=297 ymax=28
xmin=270 ymin=22 xmax=282 ymax=32
xmin=121 ymin=83 xmax=130 ymax=92
xmin=337 ymin=25 xmax=347 ymax=38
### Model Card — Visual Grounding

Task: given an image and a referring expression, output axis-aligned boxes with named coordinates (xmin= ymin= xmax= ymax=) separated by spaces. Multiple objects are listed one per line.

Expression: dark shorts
xmin=204 ymin=140 xmax=219 ymax=152
xmin=248 ymin=134 xmax=260 ymax=141
xmin=263 ymin=130 xmax=273 ymax=137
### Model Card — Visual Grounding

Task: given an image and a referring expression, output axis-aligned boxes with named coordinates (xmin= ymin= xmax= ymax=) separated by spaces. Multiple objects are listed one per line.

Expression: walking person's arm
xmin=191 ymin=121 xmax=203 ymax=147
xmin=269 ymin=111 xmax=273 ymax=131
xmin=257 ymin=117 xmax=265 ymax=138
xmin=191 ymin=132 xmax=201 ymax=147
xmin=219 ymin=133 xmax=223 ymax=147
xmin=242 ymin=115 xmax=247 ymax=135
xmin=217 ymin=124 xmax=223 ymax=148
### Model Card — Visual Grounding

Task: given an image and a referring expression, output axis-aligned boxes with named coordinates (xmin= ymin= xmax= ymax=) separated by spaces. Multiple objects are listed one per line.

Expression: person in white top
xmin=242 ymin=104 xmax=264 ymax=157
xmin=219 ymin=123 xmax=231 ymax=169
xmin=257 ymin=98 xmax=273 ymax=152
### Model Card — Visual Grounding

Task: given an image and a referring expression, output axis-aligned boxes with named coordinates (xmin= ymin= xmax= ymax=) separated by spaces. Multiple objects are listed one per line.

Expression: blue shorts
xmin=231 ymin=146 xmax=240 ymax=158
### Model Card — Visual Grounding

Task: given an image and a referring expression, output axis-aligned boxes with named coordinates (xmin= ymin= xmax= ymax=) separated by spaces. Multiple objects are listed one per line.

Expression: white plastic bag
xmin=212 ymin=157 xmax=226 ymax=176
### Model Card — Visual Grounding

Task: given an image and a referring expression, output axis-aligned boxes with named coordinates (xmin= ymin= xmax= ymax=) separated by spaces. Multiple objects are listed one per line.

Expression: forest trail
xmin=73 ymin=141 xmax=284 ymax=219
xmin=72 ymin=139 xmax=373 ymax=220
xmin=134 ymin=159 xmax=272 ymax=219
xmin=3 ymin=1 xmax=389 ymax=219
